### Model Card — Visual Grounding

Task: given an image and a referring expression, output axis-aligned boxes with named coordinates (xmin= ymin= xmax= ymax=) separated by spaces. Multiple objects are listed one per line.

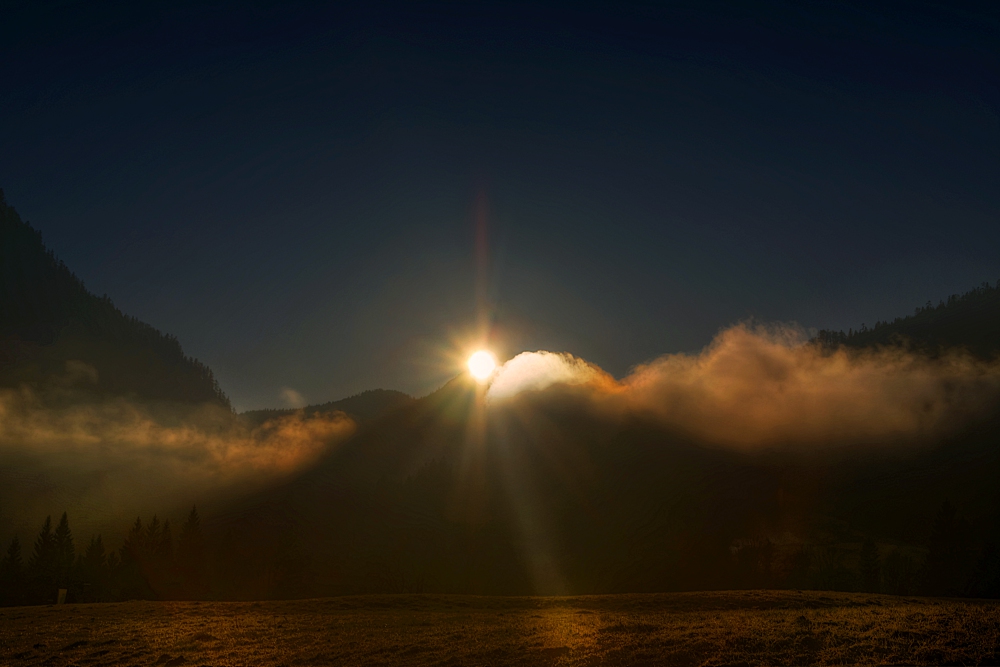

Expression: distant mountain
xmin=213 ymin=287 xmax=1000 ymax=599
xmin=816 ymin=281 xmax=1000 ymax=358
xmin=5 ymin=186 xmax=1000 ymax=601
xmin=0 ymin=190 xmax=229 ymax=407
xmin=240 ymin=389 xmax=413 ymax=426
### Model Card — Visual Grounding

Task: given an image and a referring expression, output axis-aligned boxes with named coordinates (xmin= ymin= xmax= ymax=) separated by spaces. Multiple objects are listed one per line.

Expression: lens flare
xmin=468 ymin=350 xmax=498 ymax=382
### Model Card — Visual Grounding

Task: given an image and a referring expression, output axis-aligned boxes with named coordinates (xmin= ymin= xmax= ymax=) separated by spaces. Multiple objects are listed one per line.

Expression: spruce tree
xmin=2 ymin=536 xmax=23 ymax=572
xmin=106 ymin=549 xmax=122 ymax=600
xmin=53 ymin=512 xmax=75 ymax=588
xmin=80 ymin=536 xmax=108 ymax=601
xmin=159 ymin=520 xmax=174 ymax=562
xmin=146 ymin=516 xmax=162 ymax=558
xmin=29 ymin=516 xmax=56 ymax=601
xmin=178 ymin=506 xmax=207 ymax=598
xmin=119 ymin=517 xmax=151 ymax=599
xmin=121 ymin=517 xmax=144 ymax=563
xmin=151 ymin=517 xmax=175 ymax=598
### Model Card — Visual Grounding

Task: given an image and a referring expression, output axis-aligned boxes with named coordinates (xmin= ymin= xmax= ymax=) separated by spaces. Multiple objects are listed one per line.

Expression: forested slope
xmin=816 ymin=281 xmax=1000 ymax=358
xmin=0 ymin=190 xmax=228 ymax=406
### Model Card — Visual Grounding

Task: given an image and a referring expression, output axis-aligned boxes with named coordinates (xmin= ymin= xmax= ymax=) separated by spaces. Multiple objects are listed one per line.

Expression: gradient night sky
xmin=2 ymin=2 xmax=998 ymax=410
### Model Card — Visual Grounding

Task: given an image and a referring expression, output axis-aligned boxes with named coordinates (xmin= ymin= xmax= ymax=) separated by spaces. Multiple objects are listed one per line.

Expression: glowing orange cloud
xmin=484 ymin=324 xmax=1000 ymax=448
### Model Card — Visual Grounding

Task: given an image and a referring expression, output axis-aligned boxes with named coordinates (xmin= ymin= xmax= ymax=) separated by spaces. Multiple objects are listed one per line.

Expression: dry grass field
xmin=1 ymin=590 xmax=999 ymax=666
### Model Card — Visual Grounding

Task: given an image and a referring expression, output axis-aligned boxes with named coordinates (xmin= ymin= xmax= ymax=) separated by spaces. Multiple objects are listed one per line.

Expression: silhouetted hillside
xmin=240 ymin=389 xmax=412 ymax=427
xmin=214 ymin=376 xmax=1000 ymax=598
xmin=5 ymin=230 xmax=1000 ymax=602
xmin=207 ymin=286 xmax=1000 ymax=599
xmin=816 ymin=281 xmax=1000 ymax=358
xmin=0 ymin=190 xmax=229 ymax=407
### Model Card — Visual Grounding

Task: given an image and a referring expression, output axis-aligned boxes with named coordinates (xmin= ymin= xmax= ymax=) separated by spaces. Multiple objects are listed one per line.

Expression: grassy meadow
xmin=1 ymin=590 xmax=998 ymax=666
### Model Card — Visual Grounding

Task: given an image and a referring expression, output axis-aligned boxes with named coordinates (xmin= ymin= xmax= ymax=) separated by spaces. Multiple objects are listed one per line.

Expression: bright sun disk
xmin=468 ymin=350 xmax=497 ymax=382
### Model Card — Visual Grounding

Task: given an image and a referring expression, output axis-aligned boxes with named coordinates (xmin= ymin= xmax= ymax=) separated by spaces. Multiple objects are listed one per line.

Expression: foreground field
xmin=1 ymin=590 xmax=999 ymax=666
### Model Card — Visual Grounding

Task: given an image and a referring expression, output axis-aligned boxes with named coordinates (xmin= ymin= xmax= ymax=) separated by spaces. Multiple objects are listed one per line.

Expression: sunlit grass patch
xmin=0 ymin=591 xmax=997 ymax=666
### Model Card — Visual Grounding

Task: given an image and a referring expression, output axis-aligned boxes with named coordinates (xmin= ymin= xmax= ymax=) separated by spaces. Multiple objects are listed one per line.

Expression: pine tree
xmin=2 ymin=536 xmax=23 ymax=573
xmin=858 ymin=538 xmax=881 ymax=593
xmin=159 ymin=520 xmax=174 ymax=563
xmin=106 ymin=549 xmax=122 ymax=600
xmin=121 ymin=517 xmax=144 ymax=563
xmin=29 ymin=516 xmax=56 ymax=601
xmin=178 ymin=506 xmax=207 ymax=598
xmin=119 ymin=517 xmax=151 ymax=599
xmin=146 ymin=515 xmax=162 ymax=557
xmin=149 ymin=517 xmax=175 ymax=598
xmin=53 ymin=512 xmax=75 ymax=588
xmin=80 ymin=536 xmax=108 ymax=601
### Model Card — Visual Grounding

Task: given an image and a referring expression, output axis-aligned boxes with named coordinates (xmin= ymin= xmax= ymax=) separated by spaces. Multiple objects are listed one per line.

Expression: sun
xmin=467 ymin=350 xmax=498 ymax=382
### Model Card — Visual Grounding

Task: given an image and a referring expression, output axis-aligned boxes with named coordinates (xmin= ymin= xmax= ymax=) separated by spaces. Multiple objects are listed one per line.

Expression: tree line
xmin=728 ymin=501 xmax=1000 ymax=598
xmin=0 ymin=508 xmax=207 ymax=605
xmin=1 ymin=500 xmax=997 ymax=605
xmin=815 ymin=279 xmax=1000 ymax=358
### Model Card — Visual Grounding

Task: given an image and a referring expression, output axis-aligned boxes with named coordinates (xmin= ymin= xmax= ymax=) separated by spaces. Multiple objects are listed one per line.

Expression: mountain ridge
xmin=0 ymin=190 xmax=229 ymax=407
xmin=815 ymin=280 xmax=1000 ymax=358
xmin=240 ymin=388 xmax=413 ymax=426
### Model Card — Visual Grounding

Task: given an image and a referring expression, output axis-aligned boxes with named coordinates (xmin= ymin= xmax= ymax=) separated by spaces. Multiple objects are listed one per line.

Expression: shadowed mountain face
xmin=224 ymin=366 xmax=1000 ymax=598
xmin=209 ymin=282 xmax=1000 ymax=598
xmin=3 ymin=186 xmax=1000 ymax=600
xmin=0 ymin=190 xmax=228 ymax=407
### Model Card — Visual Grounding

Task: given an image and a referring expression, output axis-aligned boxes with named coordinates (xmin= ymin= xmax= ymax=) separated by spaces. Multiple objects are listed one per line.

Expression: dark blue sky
xmin=2 ymin=1 xmax=998 ymax=410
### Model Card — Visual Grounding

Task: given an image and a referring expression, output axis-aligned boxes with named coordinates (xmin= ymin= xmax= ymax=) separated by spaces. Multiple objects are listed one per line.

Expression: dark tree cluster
xmin=815 ymin=280 xmax=1000 ymax=359
xmin=1 ymin=499 xmax=998 ymax=605
xmin=0 ymin=508 xmax=207 ymax=605
xmin=728 ymin=501 xmax=1000 ymax=598
xmin=0 ymin=505 xmax=315 ymax=606
xmin=0 ymin=189 xmax=229 ymax=407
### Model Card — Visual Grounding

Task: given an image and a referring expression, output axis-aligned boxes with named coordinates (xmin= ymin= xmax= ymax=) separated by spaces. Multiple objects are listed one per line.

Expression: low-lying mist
xmin=6 ymin=322 xmax=1000 ymax=546
xmin=488 ymin=323 xmax=1000 ymax=448
xmin=0 ymin=385 xmax=355 ymax=540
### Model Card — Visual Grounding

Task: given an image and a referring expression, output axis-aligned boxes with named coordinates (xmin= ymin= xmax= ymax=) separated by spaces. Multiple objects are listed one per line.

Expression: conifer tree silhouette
xmin=146 ymin=515 xmax=162 ymax=558
xmin=2 ymin=536 xmax=23 ymax=575
xmin=29 ymin=516 xmax=56 ymax=601
xmin=178 ymin=506 xmax=207 ymax=598
xmin=159 ymin=520 xmax=174 ymax=563
xmin=53 ymin=512 xmax=75 ymax=589
xmin=149 ymin=516 xmax=175 ymax=597
xmin=119 ymin=517 xmax=152 ymax=599
xmin=106 ymin=549 xmax=122 ymax=599
xmin=122 ymin=517 xmax=144 ymax=561
xmin=80 ymin=536 xmax=108 ymax=602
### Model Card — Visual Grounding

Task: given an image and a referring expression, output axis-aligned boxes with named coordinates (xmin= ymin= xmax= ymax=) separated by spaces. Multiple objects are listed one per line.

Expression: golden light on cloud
xmin=468 ymin=350 xmax=498 ymax=382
